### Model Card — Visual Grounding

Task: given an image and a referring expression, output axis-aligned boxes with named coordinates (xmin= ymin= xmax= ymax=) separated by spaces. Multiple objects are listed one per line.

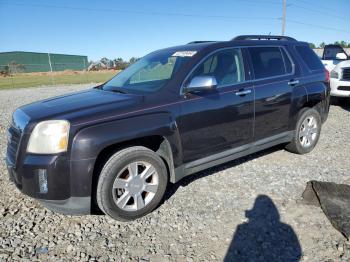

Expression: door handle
xmin=235 ymin=89 xmax=252 ymax=96
xmin=288 ymin=80 xmax=299 ymax=86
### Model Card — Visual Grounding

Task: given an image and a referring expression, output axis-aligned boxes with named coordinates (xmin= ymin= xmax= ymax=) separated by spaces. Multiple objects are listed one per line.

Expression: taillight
xmin=325 ymin=69 xmax=330 ymax=83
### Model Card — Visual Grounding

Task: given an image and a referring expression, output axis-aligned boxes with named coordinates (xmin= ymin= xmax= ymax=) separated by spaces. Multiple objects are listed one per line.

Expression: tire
xmin=330 ymin=96 xmax=339 ymax=105
xmin=285 ymin=108 xmax=322 ymax=154
xmin=96 ymin=146 xmax=168 ymax=221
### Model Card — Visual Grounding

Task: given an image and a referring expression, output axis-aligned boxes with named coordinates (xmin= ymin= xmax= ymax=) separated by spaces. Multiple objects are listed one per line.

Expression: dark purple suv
xmin=6 ymin=35 xmax=330 ymax=221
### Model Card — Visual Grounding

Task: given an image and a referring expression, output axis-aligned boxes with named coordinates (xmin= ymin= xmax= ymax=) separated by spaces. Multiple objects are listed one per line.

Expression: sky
xmin=1 ymin=0 xmax=349 ymax=61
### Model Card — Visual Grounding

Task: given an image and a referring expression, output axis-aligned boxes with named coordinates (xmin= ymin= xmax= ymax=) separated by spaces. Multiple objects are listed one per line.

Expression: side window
xmin=295 ymin=45 xmax=324 ymax=71
xmin=187 ymin=48 xmax=245 ymax=87
xmin=249 ymin=47 xmax=286 ymax=79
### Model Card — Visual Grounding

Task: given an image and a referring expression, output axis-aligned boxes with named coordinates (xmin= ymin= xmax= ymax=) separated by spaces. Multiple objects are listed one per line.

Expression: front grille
xmin=342 ymin=68 xmax=350 ymax=80
xmin=6 ymin=125 xmax=22 ymax=165
xmin=338 ymin=86 xmax=350 ymax=91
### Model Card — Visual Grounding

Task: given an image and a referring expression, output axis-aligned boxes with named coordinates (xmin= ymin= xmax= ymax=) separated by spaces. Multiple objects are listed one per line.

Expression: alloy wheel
xmin=299 ymin=116 xmax=318 ymax=148
xmin=112 ymin=161 xmax=159 ymax=211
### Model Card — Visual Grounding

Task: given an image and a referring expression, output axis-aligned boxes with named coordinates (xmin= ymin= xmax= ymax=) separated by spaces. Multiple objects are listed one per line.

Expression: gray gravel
xmin=0 ymin=84 xmax=350 ymax=261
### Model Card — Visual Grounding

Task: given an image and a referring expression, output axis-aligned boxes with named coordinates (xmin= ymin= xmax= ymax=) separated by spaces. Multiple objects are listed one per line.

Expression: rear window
xmin=295 ymin=45 xmax=324 ymax=71
xmin=249 ymin=47 xmax=291 ymax=79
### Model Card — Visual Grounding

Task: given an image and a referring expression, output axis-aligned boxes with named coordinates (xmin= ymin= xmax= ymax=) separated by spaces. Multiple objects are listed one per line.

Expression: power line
xmin=289 ymin=3 xmax=348 ymax=21
xmin=1 ymin=1 xmax=349 ymax=35
xmin=234 ymin=0 xmax=281 ymax=5
xmin=286 ymin=19 xmax=350 ymax=34
xmin=0 ymin=2 xmax=278 ymax=21
xmin=292 ymin=0 xmax=342 ymax=15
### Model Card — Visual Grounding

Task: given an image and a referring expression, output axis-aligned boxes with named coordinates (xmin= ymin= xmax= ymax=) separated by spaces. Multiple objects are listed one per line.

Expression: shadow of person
xmin=224 ymin=195 xmax=302 ymax=262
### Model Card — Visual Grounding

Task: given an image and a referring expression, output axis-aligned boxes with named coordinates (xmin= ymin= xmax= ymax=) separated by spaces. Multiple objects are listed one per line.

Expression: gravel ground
xmin=0 ymin=84 xmax=349 ymax=261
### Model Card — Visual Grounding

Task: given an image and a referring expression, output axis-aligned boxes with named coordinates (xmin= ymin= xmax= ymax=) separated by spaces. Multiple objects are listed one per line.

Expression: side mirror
xmin=185 ymin=76 xmax=217 ymax=93
xmin=336 ymin=52 xmax=347 ymax=60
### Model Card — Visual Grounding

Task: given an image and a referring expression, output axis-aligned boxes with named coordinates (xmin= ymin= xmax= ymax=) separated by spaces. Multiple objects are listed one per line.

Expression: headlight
xmin=27 ymin=120 xmax=70 ymax=154
xmin=330 ymin=70 xmax=339 ymax=79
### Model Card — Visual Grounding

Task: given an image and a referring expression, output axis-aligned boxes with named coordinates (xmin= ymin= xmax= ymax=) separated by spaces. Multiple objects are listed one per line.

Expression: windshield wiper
xmin=109 ymin=89 xmax=127 ymax=94
xmin=102 ymin=86 xmax=127 ymax=94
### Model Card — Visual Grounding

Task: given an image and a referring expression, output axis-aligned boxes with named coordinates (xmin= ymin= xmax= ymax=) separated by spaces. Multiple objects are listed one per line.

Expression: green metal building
xmin=0 ymin=51 xmax=88 ymax=73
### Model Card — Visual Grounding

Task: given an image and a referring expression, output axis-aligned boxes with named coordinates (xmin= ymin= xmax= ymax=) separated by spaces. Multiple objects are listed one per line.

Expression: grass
xmin=0 ymin=70 xmax=119 ymax=89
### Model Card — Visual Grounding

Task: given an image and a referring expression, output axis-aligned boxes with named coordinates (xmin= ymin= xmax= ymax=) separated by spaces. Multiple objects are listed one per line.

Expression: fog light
xmin=38 ymin=169 xmax=48 ymax=194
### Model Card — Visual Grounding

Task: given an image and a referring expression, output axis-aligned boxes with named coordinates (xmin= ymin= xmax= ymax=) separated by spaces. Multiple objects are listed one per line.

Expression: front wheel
xmin=285 ymin=108 xmax=322 ymax=154
xmin=96 ymin=146 xmax=168 ymax=221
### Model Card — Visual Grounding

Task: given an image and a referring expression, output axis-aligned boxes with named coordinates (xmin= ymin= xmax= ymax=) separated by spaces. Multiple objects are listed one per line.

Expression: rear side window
xmin=249 ymin=47 xmax=290 ymax=79
xmin=295 ymin=45 xmax=324 ymax=71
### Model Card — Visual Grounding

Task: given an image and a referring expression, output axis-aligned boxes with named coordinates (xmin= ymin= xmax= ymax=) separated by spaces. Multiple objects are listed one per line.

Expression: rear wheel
xmin=96 ymin=146 xmax=168 ymax=221
xmin=285 ymin=108 xmax=321 ymax=154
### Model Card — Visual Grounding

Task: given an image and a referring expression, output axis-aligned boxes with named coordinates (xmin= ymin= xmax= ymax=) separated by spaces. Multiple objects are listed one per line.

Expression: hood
xmin=336 ymin=60 xmax=350 ymax=69
xmin=18 ymin=88 xmax=142 ymax=125
xmin=324 ymin=59 xmax=350 ymax=72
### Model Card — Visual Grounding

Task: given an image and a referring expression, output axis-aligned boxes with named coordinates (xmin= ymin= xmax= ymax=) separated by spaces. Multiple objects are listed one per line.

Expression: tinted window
xmin=323 ymin=45 xmax=347 ymax=60
xmin=295 ymin=45 xmax=324 ymax=70
xmin=249 ymin=47 xmax=286 ymax=79
xmin=187 ymin=48 xmax=245 ymax=87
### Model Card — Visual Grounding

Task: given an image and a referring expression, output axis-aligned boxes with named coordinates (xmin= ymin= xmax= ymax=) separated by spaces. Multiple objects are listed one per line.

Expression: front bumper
xmin=39 ymin=197 xmax=91 ymax=215
xmin=6 ymin=153 xmax=94 ymax=215
xmin=330 ymin=79 xmax=350 ymax=97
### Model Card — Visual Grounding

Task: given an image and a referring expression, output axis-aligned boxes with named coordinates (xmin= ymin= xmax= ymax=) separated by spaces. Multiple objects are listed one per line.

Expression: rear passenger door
xmin=248 ymin=46 xmax=296 ymax=141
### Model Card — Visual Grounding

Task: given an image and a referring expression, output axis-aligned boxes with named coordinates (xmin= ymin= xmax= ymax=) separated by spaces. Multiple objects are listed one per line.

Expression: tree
xmin=8 ymin=61 xmax=25 ymax=74
xmin=113 ymin=58 xmax=128 ymax=70
xmin=129 ymin=57 xmax=139 ymax=64
xmin=319 ymin=42 xmax=325 ymax=48
xmin=0 ymin=65 xmax=10 ymax=76
xmin=340 ymin=41 xmax=348 ymax=48
xmin=309 ymin=43 xmax=316 ymax=49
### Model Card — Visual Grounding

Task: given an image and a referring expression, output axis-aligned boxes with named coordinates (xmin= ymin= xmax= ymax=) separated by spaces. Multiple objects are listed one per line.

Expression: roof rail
xmin=187 ymin=41 xmax=216 ymax=44
xmin=232 ymin=35 xmax=296 ymax=41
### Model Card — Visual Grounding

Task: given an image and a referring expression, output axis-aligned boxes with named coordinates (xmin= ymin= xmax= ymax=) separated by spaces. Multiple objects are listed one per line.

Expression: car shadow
xmin=92 ymin=145 xmax=286 ymax=216
xmin=224 ymin=195 xmax=302 ymax=261
xmin=164 ymin=144 xmax=284 ymax=201
xmin=331 ymin=97 xmax=350 ymax=112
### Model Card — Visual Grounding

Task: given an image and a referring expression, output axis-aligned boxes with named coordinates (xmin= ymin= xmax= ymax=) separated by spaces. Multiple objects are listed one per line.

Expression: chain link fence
xmin=0 ymin=63 xmax=117 ymax=89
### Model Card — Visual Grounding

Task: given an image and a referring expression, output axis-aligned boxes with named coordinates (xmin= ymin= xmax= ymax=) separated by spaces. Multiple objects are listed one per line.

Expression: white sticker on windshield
xmin=172 ymin=51 xmax=197 ymax=57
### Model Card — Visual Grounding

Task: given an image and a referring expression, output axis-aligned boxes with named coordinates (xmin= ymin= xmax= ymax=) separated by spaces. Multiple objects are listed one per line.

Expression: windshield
xmin=103 ymin=49 xmax=194 ymax=93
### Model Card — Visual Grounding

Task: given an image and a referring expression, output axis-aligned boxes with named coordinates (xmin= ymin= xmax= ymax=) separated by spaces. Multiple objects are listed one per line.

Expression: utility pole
xmin=47 ymin=53 xmax=55 ymax=85
xmin=282 ymin=0 xmax=286 ymax=35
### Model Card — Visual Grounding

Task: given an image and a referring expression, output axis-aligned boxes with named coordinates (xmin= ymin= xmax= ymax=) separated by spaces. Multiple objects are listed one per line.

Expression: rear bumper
xmin=6 ymin=152 xmax=94 ymax=215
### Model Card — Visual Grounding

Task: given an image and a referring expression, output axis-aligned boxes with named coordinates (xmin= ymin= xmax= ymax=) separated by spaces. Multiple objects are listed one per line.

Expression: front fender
xmin=71 ymin=113 xmax=180 ymax=160
xmin=69 ymin=113 xmax=183 ymax=194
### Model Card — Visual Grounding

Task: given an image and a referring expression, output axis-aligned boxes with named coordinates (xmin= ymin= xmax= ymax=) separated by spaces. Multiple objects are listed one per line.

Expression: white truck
xmin=321 ymin=45 xmax=350 ymax=99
